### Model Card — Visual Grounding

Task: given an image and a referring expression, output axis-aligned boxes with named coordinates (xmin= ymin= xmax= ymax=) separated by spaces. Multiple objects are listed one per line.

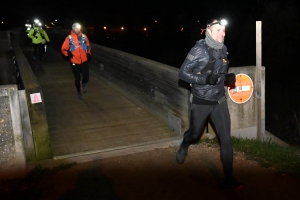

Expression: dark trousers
xmin=70 ymin=62 xmax=89 ymax=92
xmin=182 ymin=101 xmax=233 ymax=179
xmin=32 ymin=43 xmax=44 ymax=60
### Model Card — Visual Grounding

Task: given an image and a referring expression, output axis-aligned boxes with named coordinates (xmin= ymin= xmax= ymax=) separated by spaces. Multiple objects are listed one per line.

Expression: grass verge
xmin=202 ymin=137 xmax=300 ymax=176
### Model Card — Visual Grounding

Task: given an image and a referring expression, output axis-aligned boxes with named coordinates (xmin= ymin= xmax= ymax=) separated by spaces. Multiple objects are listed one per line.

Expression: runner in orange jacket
xmin=61 ymin=22 xmax=92 ymax=99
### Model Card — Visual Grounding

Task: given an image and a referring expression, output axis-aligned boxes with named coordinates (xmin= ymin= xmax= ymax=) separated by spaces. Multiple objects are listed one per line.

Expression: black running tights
xmin=70 ymin=62 xmax=89 ymax=92
xmin=182 ymin=102 xmax=233 ymax=178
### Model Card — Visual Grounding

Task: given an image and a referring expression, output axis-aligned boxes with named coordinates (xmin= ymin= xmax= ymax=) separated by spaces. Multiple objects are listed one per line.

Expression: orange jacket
xmin=61 ymin=31 xmax=91 ymax=64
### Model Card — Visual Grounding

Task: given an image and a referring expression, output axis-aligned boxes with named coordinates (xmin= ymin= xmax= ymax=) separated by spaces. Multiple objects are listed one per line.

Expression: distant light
xmin=121 ymin=27 xmax=124 ymax=30
xmin=155 ymin=20 xmax=157 ymax=23
xmin=1 ymin=21 xmax=3 ymax=24
xmin=181 ymin=28 xmax=184 ymax=31
xmin=197 ymin=20 xmax=199 ymax=22
xmin=144 ymin=28 xmax=147 ymax=31
xmin=104 ymin=26 xmax=107 ymax=30
xmin=55 ymin=19 xmax=57 ymax=21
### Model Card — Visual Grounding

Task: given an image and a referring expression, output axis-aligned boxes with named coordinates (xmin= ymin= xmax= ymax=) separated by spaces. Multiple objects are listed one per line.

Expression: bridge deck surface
xmin=22 ymin=44 xmax=180 ymax=160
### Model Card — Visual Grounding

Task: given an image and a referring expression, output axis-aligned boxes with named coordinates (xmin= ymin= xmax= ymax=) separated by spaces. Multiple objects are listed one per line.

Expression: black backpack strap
xmin=200 ymin=44 xmax=216 ymax=74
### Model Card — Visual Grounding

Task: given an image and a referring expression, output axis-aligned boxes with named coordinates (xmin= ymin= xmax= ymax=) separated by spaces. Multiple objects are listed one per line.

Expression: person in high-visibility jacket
xmin=28 ymin=19 xmax=50 ymax=61
xmin=61 ymin=22 xmax=92 ymax=99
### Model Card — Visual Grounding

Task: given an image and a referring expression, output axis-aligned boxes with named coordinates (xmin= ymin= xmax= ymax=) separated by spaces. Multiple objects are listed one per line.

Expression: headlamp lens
xmin=207 ymin=18 xmax=228 ymax=27
xmin=219 ymin=19 xmax=227 ymax=26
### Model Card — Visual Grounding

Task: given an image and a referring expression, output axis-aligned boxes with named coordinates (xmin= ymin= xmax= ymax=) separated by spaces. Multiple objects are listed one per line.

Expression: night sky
xmin=0 ymin=0 xmax=260 ymax=64
xmin=1 ymin=0 xmax=257 ymax=27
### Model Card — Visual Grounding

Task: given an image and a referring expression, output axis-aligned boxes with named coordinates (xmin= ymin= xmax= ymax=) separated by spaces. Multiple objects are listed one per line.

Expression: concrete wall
xmin=226 ymin=66 xmax=266 ymax=139
xmin=18 ymin=90 xmax=36 ymax=161
xmin=0 ymin=85 xmax=26 ymax=179
xmin=10 ymin=33 xmax=52 ymax=161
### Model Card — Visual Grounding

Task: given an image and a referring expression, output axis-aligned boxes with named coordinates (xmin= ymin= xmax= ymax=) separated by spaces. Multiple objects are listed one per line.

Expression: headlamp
xmin=72 ymin=23 xmax=81 ymax=30
xmin=207 ymin=19 xmax=228 ymax=27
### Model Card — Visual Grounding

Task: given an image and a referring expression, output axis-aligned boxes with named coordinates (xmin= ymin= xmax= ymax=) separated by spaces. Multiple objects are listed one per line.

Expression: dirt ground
xmin=1 ymin=143 xmax=300 ymax=200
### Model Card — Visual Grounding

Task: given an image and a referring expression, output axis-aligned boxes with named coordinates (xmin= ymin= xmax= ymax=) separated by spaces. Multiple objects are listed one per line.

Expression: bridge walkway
xmin=21 ymin=43 xmax=180 ymax=161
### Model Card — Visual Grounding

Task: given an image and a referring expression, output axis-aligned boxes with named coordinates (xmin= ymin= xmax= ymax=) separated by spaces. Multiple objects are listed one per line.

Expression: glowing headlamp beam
xmin=207 ymin=19 xmax=228 ymax=27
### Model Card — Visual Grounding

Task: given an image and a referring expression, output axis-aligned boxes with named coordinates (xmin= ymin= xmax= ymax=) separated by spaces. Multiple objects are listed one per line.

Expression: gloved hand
xmin=206 ymin=73 xmax=220 ymax=85
xmin=225 ymin=73 xmax=236 ymax=84
xmin=68 ymin=51 xmax=73 ymax=59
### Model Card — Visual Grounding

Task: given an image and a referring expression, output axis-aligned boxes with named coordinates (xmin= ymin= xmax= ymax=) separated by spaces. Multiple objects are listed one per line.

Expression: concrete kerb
xmin=26 ymin=137 xmax=182 ymax=171
xmin=26 ymin=132 xmax=290 ymax=172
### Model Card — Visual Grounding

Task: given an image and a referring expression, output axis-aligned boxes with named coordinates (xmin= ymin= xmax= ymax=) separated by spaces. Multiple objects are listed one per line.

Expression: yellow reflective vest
xmin=28 ymin=27 xmax=50 ymax=44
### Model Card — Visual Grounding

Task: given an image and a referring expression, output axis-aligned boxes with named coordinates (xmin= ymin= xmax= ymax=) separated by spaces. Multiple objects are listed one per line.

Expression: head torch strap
xmin=207 ymin=19 xmax=227 ymax=27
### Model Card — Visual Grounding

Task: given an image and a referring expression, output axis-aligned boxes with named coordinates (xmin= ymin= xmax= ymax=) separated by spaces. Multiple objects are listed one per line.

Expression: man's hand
xmin=206 ymin=73 xmax=219 ymax=85
xmin=225 ymin=73 xmax=236 ymax=84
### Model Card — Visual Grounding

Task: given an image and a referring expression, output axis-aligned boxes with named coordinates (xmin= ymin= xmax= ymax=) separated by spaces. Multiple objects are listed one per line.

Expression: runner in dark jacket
xmin=176 ymin=18 xmax=243 ymax=191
